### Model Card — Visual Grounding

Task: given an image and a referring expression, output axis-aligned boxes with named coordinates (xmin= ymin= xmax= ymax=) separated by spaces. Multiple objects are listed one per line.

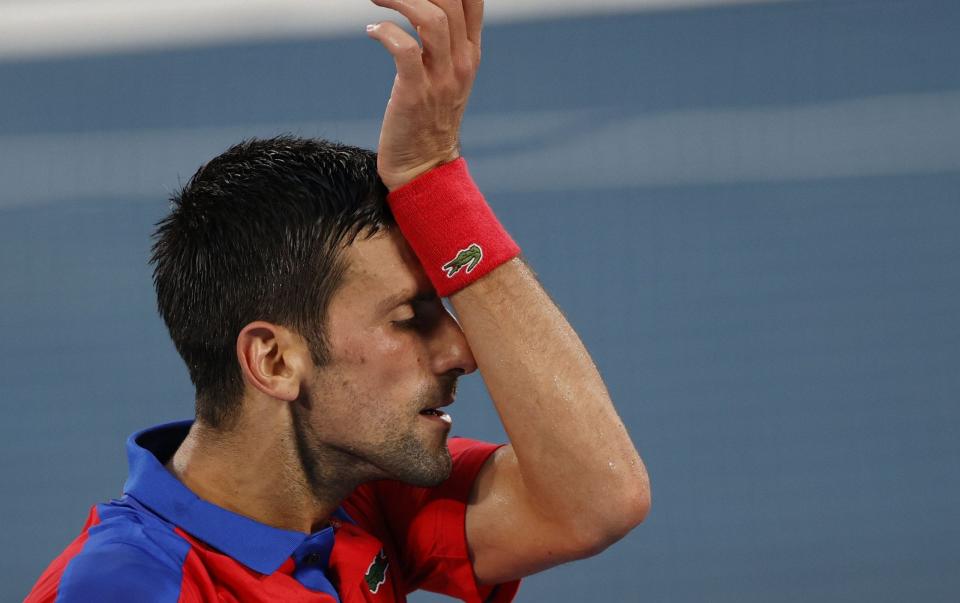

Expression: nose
xmin=430 ymin=306 xmax=478 ymax=376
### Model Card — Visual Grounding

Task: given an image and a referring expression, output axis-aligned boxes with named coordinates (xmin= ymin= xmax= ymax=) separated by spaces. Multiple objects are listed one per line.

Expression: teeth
xmin=420 ymin=409 xmax=452 ymax=424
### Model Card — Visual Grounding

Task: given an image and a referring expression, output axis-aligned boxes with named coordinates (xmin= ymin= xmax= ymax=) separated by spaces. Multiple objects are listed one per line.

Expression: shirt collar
xmin=122 ymin=420 xmax=351 ymax=575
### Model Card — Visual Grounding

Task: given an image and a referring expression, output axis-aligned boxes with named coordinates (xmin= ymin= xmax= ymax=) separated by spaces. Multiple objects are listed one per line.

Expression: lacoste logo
xmin=364 ymin=548 xmax=389 ymax=594
xmin=442 ymin=243 xmax=483 ymax=278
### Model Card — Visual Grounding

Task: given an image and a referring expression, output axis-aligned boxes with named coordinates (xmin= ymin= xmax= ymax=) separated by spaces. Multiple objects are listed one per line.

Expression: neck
xmin=165 ymin=405 xmax=361 ymax=534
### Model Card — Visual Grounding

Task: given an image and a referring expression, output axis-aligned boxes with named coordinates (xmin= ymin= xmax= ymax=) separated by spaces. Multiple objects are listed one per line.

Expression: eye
xmin=391 ymin=304 xmax=420 ymax=329
xmin=392 ymin=298 xmax=441 ymax=331
xmin=392 ymin=314 xmax=419 ymax=329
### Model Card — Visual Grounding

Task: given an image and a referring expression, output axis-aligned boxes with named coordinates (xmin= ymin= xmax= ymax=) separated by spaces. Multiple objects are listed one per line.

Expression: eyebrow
xmin=377 ymin=290 xmax=439 ymax=314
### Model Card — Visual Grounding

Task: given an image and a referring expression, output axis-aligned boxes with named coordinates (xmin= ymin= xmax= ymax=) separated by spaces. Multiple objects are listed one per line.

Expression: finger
xmin=429 ymin=0 xmax=470 ymax=66
xmin=371 ymin=0 xmax=452 ymax=72
xmin=463 ymin=0 xmax=483 ymax=46
xmin=366 ymin=21 xmax=428 ymax=86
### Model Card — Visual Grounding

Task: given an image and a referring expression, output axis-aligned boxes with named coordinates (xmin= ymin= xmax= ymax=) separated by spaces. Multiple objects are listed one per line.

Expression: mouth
xmin=419 ymin=399 xmax=453 ymax=425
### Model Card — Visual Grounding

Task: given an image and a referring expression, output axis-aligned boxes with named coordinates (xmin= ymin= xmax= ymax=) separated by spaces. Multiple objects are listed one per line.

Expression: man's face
xmin=295 ymin=227 xmax=477 ymax=489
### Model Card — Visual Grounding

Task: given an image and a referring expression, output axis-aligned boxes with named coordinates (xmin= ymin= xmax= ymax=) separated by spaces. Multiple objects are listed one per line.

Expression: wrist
xmin=380 ymin=151 xmax=462 ymax=192
xmin=386 ymin=158 xmax=520 ymax=297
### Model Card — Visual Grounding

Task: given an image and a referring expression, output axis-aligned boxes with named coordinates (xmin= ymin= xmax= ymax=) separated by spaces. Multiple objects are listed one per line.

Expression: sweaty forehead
xmin=338 ymin=229 xmax=431 ymax=313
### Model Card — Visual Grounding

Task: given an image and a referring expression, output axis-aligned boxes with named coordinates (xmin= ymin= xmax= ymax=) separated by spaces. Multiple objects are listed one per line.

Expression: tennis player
xmin=26 ymin=1 xmax=650 ymax=601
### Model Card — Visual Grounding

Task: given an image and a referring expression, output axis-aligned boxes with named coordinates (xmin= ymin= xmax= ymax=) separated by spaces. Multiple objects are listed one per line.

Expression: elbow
xmin=606 ymin=481 xmax=652 ymax=541
xmin=628 ymin=460 xmax=653 ymax=525
xmin=632 ymin=478 xmax=653 ymax=525
xmin=608 ymin=463 xmax=652 ymax=532
xmin=569 ymin=481 xmax=651 ymax=558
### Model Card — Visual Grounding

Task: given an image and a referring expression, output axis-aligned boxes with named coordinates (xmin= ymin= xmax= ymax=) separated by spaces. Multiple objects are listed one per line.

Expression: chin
xmin=398 ymin=448 xmax=453 ymax=488
xmin=368 ymin=429 xmax=454 ymax=487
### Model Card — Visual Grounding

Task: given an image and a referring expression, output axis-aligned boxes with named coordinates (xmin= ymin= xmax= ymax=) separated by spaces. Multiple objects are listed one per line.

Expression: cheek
xmin=340 ymin=327 xmax=424 ymax=370
xmin=330 ymin=328 xmax=426 ymax=404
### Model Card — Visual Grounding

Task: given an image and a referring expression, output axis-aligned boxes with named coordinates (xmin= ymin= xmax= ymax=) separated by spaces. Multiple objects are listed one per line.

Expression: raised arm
xmin=452 ymin=258 xmax=650 ymax=582
xmin=366 ymin=0 xmax=650 ymax=584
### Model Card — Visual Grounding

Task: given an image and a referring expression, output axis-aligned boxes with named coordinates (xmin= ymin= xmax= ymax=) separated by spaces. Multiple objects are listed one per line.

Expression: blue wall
xmin=3 ymin=1 xmax=959 ymax=601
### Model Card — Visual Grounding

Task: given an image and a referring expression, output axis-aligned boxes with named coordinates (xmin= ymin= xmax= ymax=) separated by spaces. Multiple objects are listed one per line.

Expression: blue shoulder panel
xmin=55 ymin=498 xmax=191 ymax=603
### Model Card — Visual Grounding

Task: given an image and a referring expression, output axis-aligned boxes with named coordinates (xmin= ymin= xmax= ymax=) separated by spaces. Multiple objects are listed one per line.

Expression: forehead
xmin=335 ymin=228 xmax=433 ymax=313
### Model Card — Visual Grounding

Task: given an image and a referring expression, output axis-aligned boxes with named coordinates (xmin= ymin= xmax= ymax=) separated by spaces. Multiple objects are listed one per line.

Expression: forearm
xmin=450 ymin=256 xmax=650 ymax=537
xmin=367 ymin=0 xmax=650 ymax=576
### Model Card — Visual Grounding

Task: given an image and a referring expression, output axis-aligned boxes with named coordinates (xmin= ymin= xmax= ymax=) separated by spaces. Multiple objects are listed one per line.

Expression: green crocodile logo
xmin=442 ymin=243 xmax=483 ymax=278
xmin=364 ymin=548 xmax=389 ymax=594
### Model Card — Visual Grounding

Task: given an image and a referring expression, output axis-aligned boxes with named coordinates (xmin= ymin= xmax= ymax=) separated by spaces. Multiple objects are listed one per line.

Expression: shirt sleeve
xmin=369 ymin=437 xmax=521 ymax=603
xmin=49 ymin=540 xmax=185 ymax=603
xmin=25 ymin=506 xmax=188 ymax=603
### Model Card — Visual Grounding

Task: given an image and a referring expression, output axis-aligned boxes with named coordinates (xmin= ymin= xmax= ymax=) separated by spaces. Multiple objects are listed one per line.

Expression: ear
xmin=236 ymin=321 xmax=311 ymax=402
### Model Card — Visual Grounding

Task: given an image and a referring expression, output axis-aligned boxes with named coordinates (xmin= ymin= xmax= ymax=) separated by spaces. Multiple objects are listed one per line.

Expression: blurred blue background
xmin=2 ymin=0 xmax=959 ymax=600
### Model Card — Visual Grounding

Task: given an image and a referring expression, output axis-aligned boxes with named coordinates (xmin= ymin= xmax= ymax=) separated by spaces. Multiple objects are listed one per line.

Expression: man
xmin=26 ymin=0 xmax=650 ymax=601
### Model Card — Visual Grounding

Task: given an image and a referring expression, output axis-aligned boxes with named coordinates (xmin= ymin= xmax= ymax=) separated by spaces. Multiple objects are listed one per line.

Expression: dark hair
xmin=150 ymin=136 xmax=393 ymax=428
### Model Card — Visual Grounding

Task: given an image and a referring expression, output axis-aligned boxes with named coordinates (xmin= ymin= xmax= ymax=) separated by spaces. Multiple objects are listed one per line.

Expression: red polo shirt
xmin=26 ymin=420 xmax=520 ymax=602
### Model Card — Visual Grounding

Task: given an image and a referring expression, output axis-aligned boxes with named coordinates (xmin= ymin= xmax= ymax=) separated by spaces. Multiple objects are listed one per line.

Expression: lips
xmin=419 ymin=407 xmax=452 ymax=425
xmin=419 ymin=398 xmax=452 ymax=415
xmin=419 ymin=377 xmax=457 ymax=423
xmin=419 ymin=398 xmax=453 ymax=424
xmin=420 ymin=397 xmax=453 ymax=413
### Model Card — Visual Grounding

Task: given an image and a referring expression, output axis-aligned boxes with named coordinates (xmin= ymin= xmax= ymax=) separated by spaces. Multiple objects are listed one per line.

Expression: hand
xmin=366 ymin=0 xmax=483 ymax=191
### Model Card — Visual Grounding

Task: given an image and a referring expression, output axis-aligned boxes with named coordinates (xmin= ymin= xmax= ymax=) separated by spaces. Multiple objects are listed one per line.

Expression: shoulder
xmin=54 ymin=500 xmax=192 ymax=602
xmin=440 ymin=437 xmax=506 ymax=497
xmin=341 ymin=438 xmax=504 ymax=532
xmin=447 ymin=437 xmax=503 ymax=468
xmin=341 ymin=438 xmax=505 ymax=538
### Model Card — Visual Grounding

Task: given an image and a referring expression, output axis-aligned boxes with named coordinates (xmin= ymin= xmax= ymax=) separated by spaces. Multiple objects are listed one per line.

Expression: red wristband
xmin=386 ymin=158 xmax=521 ymax=297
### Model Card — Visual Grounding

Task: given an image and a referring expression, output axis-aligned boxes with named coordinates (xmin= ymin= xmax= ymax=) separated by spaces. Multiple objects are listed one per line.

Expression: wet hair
xmin=150 ymin=136 xmax=394 ymax=428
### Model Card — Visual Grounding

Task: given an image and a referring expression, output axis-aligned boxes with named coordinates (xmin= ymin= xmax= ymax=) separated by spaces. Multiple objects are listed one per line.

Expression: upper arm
xmin=466 ymin=445 xmax=609 ymax=585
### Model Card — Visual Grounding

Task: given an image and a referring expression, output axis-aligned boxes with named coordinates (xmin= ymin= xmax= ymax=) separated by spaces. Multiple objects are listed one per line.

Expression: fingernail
xmin=366 ymin=23 xmax=379 ymax=33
